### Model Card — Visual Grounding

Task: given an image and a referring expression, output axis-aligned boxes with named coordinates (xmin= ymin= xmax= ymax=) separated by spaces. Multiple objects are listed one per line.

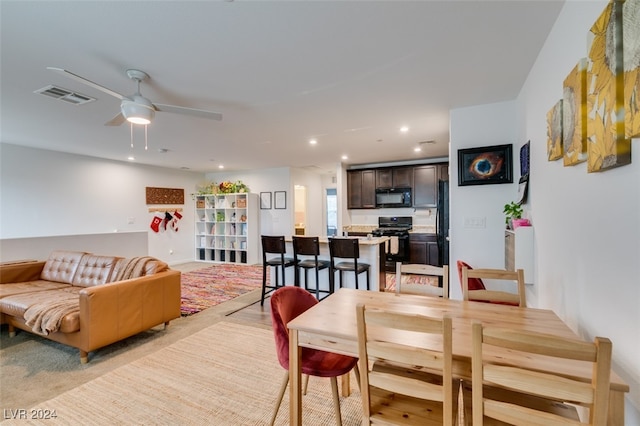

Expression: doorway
xmin=326 ymin=188 xmax=337 ymax=236
xmin=294 ymin=185 xmax=306 ymax=235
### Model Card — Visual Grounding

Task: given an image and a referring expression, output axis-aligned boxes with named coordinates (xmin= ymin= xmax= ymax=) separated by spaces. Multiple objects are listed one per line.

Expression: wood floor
xmin=226 ymin=297 xmax=273 ymax=328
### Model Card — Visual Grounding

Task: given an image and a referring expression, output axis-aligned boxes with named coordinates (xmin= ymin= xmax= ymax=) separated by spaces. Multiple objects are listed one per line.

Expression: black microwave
xmin=375 ymin=188 xmax=412 ymax=208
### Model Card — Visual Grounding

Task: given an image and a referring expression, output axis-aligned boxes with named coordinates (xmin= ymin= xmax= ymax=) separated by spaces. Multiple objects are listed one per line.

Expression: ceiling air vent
xmin=34 ymin=85 xmax=96 ymax=105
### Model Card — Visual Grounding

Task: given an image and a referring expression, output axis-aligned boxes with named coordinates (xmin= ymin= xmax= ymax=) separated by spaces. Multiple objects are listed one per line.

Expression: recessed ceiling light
xmin=218 ymin=165 xmax=224 ymax=169
xmin=309 ymin=139 xmax=317 ymax=145
xmin=400 ymin=126 xmax=409 ymax=133
xmin=127 ymin=156 xmax=135 ymax=161
xmin=341 ymin=155 xmax=348 ymax=160
xmin=414 ymin=147 xmax=422 ymax=152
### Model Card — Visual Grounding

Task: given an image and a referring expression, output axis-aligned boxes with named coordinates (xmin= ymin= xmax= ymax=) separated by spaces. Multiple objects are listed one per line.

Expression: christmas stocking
xmin=150 ymin=215 xmax=162 ymax=233
xmin=171 ymin=211 xmax=182 ymax=231
xmin=163 ymin=212 xmax=173 ymax=230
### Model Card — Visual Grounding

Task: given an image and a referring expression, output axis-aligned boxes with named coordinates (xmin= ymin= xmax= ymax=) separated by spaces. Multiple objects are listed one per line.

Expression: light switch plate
xmin=464 ymin=216 xmax=486 ymax=228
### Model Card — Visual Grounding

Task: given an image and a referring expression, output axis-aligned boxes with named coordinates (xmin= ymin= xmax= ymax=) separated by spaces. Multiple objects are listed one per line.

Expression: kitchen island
xmin=278 ymin=236 xmax=389 ymax=292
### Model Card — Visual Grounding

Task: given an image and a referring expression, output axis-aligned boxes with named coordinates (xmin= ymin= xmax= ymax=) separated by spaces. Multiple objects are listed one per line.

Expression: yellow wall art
xmin=586 ymin=0 xmax=631 ymax=172
xmin=547 ymin=100 xmax=563 ymax=161
xmin=623 ymin=0 xmax=640 ymax=138
xmin=563 ymin=58 xmax=588 ymax=166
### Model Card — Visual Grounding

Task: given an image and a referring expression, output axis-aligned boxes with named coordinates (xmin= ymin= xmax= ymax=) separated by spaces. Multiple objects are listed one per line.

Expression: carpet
xmin=384 ymin=272 xmax=438 ymax=292
xmin=180 ymin=264 xmax=265 ymax=316
xmin=2 ymin=321 xmax=363 ymax=425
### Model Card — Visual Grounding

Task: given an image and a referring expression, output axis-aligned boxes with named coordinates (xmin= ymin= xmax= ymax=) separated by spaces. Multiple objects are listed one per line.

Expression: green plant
xmin=503 ymin=202 xmax=523 ymax=225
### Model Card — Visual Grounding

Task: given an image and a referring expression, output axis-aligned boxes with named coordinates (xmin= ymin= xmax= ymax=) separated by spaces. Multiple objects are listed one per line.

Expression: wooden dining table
xmin=287 ymin=288 xmax=629 ymax=425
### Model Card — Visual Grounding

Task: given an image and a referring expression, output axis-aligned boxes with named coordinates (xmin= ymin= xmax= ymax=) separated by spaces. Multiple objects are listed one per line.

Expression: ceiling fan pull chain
xmin=130 ymin=123 xmax=134 ymax=148
xmin=144 ymin=124 xmax=148 ymax=150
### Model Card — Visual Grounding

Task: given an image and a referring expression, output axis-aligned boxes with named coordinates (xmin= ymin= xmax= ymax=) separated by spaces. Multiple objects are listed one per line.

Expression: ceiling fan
xmin=47 ymin=67 xmax=222 ymax=126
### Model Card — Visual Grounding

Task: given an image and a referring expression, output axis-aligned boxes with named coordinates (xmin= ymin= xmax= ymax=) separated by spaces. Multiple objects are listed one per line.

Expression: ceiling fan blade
xmin=47 ymin=67 xmax=126 ymax=100
xmin=153 ymin=103 xmax=222 ymax=121
xmin=104 ymin=112 xmax=126 ymax=126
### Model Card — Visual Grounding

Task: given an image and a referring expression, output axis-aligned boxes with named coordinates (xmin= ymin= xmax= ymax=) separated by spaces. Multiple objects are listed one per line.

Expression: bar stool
xmin=329 ymin=237 xmax=370 ymax=291
xmin=261 ymin=235 xmax=296 ymax=306
xmin=292 ymin=236 xmax=331 ymax=301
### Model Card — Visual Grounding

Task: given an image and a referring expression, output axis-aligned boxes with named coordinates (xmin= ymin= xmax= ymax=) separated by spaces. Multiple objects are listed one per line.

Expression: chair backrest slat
xmin=471 ymin=321 xmax=612 ymax=425
xmin=395 ymin=262 xmax=449 ymax=298
xmin=356 ymin=303 xmax=454 ymax=426
xmin=461 ymin=265 xmax=526 ymax=307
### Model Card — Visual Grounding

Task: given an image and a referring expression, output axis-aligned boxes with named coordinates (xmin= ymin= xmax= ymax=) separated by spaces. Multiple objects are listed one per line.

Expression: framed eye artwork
xmin=458 ymin=144 xmax=513 ymax=186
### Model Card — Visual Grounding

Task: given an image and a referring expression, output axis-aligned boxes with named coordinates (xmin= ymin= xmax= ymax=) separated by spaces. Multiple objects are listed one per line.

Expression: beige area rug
xmin=1 ymin=321 xmax=363 ymax=425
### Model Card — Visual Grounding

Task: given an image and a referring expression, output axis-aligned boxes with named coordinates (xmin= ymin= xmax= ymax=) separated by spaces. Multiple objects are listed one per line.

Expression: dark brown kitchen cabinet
xmin=409 ymin=233 xmax=439 ymax=265
xmin=347 ymin=170 xmax=376 ymax=209
xmin=413 ymin=165 xmax=437 ymax=207
xmin=376 ymin=167 xmax=413 ymax=189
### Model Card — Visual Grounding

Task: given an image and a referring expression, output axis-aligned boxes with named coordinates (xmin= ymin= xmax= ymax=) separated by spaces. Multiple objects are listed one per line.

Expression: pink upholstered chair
xmin=457 ymin=260 xmax=526 ymax=307
xmin=269 ymin=286 xmax=359 ymax=426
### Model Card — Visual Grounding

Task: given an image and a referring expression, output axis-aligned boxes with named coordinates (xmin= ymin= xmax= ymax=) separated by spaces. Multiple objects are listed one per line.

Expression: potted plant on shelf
xmin=503 ymin=201 xmax=523 ymax=230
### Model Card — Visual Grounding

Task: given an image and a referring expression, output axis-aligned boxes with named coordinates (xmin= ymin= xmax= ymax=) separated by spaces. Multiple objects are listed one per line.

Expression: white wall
xmin=518 ymin=1 xmax=639 ymax=419
xmin=0 ymin=143 xmax=203 ymax=264
xmin=449 ymin=101 xmax=520 ymax=300
xmin=450 ymin=1 xmax=640 ymax=420
xmin=206 ymin=167 xmax=293 ymax=236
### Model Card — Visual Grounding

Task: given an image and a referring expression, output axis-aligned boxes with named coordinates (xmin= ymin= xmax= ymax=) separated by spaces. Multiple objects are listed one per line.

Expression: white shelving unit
xmin=195 ymin=193 xmax=259 ymax=264
xmin=505 ymin=227 xmax=534 ymax=284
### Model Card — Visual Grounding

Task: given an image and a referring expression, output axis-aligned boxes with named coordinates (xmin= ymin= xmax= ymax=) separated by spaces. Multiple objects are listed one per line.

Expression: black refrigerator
xmin=437 ymin=180 xmax=449 ymax=266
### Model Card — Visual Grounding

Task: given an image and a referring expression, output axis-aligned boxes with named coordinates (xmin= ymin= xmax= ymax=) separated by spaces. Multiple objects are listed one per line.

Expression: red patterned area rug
xmin=384 ymin=273 xmax=437 ymax=292
xmin=180 ymin=264 xmax=265 ymax=316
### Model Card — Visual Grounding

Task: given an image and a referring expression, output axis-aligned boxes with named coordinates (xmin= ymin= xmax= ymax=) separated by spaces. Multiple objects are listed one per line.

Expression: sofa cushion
xmin=0 ymin=280 xmax=71 ymax=299
xmin=0 ymin=286 xmax=79 ymax=317
xmin=40 ymin=251 xmax=87 ymax=284
xmin=0 ymin=287 xmax=82 ymax=334
xmin=72 ymin=254 xmax=121 ymax=287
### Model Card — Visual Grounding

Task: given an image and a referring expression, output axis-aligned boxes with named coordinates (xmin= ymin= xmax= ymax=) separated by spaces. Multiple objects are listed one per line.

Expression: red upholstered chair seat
xmin=269 ymin=286 xmax=359 ymax=425
xmin=456 ymin=260 xmax=485 ymax=290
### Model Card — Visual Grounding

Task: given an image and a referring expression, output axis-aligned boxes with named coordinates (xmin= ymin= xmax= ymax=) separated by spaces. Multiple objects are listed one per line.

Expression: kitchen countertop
xmin=286 ymin=236 xmax=389 ymax=245
xmin=342 ymin=224 xmax=436 ymax=234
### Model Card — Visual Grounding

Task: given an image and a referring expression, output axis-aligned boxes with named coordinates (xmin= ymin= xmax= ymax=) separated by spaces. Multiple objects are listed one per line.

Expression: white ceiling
xmin=1 ymin=1 xmax=564 ymax=174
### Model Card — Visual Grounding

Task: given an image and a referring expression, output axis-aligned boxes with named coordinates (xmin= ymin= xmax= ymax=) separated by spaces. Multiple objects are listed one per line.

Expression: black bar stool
xmin=261 ymin=235 xmax=296 ymax=306
xmin=292 ymin=236 xmax=331 ymax=300
xmin=328 ymin=237 xmax=370 ymax=291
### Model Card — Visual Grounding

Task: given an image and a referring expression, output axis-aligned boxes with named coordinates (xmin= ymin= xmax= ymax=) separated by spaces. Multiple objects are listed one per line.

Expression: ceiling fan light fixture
xmin=121 ymin=97 xmax=155 ymax=125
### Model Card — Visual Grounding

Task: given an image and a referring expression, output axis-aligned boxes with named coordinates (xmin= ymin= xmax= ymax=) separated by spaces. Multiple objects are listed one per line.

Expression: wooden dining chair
xmin=395 ymin=262 xmax=449 ymax=298
xmin=459 ymin=261 xmax=526 ymax=307
xmin=468 ymin=321 xmax=612 ymax=425
xmin=355 ymin=303 xmax=458 ymax=426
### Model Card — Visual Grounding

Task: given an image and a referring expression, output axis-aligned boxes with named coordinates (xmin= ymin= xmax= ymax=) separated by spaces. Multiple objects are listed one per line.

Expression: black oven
xmin=371 ymin=216 xmax=412 ymax=271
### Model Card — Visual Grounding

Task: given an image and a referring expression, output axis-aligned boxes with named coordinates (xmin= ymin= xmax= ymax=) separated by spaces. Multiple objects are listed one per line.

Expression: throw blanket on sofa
xmin=112 ymin=256 xmax=156 ymax=282
xmin=23 ymin=289 xmax=81 ymax=336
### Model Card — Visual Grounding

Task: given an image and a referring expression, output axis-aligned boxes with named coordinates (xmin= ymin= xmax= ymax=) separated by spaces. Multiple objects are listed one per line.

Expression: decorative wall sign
xmin=563 ymin=59 xmax=588 ymax=166
xmin=546 ymin=99 xmax=563 ymax=161
xmin=586 ymin=0 xmax=631 ymax=172
xmin=623 ymin=0 xmax=640 ymax=138
xmin=457 ymin=144 xmax=513 ymax=186
xmin=520 ymin=141 xmax=530 ymax=176
xmin=145 ymin=187 xmax=184 ymax=205
xmin=260 ymin=192 xmax=272 ymax=210
xmin=274 ymin=191 xmax=287 ymax=209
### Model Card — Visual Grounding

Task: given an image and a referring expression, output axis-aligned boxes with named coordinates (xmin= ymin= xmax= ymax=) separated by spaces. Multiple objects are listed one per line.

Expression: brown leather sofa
xmin=0 ymin=250 xmax=181 ymax=363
